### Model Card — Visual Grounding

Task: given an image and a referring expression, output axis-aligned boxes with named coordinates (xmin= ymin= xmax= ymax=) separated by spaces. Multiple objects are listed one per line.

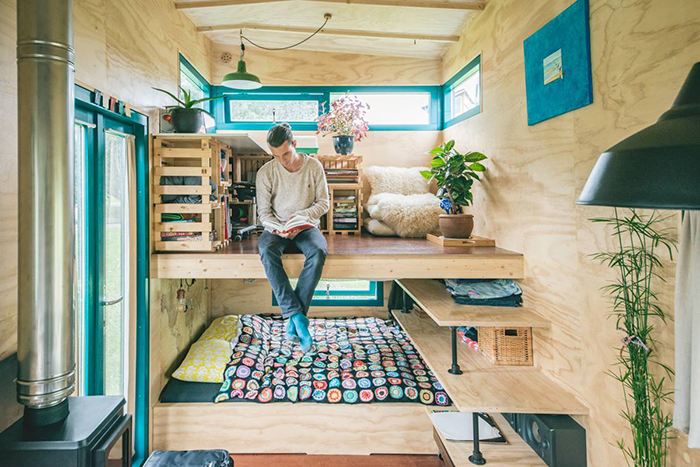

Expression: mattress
xmin=214 ymin=315 xmax=451 ymax=406
xmin=160 ymin=378 xmax=221 ymax=403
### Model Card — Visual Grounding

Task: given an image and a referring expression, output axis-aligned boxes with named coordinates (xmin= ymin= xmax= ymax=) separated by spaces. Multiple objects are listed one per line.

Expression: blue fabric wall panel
xmin=523 ymin=0 xmax=593 ymax=126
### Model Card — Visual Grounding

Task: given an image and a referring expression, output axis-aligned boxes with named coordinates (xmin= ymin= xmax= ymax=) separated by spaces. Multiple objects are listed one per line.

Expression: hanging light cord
xmin=240 ymin=14 xmax=331 ymax=51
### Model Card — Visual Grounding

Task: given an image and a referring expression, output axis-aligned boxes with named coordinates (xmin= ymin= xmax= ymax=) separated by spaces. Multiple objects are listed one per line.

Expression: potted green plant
xmin=316 ymin=93 xmax=369 ymax=155
xmin=421 ymin=140 xmax=487 ymax=238
xmin=153 ymin=86 xmax=222 ymax=134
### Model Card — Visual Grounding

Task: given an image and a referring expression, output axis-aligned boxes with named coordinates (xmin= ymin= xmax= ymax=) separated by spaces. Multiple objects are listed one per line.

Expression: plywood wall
xmin=212 ymin=44 xmax=441 ymax=86
xmin=0 ymin=0 xmax=211 ymax=360
xmin=440 ymin=0 xmax=700 ymax=465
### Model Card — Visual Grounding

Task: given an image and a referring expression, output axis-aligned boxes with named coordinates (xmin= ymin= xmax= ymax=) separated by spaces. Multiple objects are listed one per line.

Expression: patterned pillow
xmin=200 ymin=315 xmax=240 ymax=342
xmin=172 ymin=338 xmax=232 ymax=383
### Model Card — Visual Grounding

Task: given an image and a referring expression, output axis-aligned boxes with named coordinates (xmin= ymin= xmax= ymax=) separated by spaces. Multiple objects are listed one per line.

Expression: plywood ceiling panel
xmin=176 ymin=0 xmax=479 ymax=58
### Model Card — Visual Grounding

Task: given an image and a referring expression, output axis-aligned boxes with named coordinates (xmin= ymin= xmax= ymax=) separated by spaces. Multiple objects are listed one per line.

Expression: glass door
xmin=102 ymin=130 xmax=130 ymax=397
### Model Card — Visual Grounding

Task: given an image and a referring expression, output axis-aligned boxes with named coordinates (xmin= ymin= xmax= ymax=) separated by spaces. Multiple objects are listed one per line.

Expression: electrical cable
xmin=240 ymin=14 xmax=331 ymax=51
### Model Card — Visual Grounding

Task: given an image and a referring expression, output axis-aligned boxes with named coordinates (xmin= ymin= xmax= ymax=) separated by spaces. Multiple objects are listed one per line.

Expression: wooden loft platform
xmin=393 ymin=310 xmax=588 ymax=415
xmin=150 ymin=235 xmax=525 ymax=279
xmin=396 ymin=279 xmax=550 ymax=328
xmin=151 ymin=132 xmax=270 ymax=154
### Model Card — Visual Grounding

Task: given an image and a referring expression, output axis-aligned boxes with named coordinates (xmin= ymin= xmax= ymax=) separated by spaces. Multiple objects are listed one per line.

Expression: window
xmin=213 ymin=86 xmax=441 ymax=131
xmin=273 ymin=280 xmax=384 ymax=307
xmin=228 ymin=96 xmax=320 ymax=122
xmin=443 ymin=55 xmax=481 ymax=128
xmin=179 ymin=54 xmax=214 ymax=128
xmin=330 ymin=92 xmax=431 ymax=125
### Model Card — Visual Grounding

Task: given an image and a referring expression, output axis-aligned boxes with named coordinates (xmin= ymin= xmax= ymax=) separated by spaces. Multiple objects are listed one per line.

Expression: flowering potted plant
xmin=421 ymin=140 xmax=487 ymax=238
xmin=316 ymin=93 xmax=369 ymax=155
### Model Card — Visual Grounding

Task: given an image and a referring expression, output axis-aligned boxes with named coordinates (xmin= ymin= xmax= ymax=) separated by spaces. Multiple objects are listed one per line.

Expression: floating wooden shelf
xmin=392 ymin=310 xmax=588 ymax=415
xmin=431 ymin=412 xmax=546 ymax=467
xmin=396 ymin=279 xmax=550 ymax=328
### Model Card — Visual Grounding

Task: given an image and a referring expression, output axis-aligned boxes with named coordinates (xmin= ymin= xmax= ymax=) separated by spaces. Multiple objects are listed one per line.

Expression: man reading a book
xmin=256 ymin=123 xmax=329 ymax=353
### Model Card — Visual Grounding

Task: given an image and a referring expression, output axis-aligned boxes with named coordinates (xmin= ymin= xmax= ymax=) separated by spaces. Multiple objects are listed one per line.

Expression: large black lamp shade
xmin=577 ymin=62 xmax=700 ymax=209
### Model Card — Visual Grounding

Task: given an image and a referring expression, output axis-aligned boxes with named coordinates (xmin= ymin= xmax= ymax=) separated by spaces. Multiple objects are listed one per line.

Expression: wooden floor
xmin=229 ymin=454 xmax=443 ymax=467
xmin=151 ymin=234 xmax=525 ymax=279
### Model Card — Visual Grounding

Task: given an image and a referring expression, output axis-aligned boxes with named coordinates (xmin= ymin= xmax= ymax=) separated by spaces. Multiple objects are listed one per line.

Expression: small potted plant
xmin=421 ymin=140 xmax=487 ymax=238
xmin=316 ymin=93 xmax=369 ymax=155
xmin=153 ymin=86 xmax=222 ymax=134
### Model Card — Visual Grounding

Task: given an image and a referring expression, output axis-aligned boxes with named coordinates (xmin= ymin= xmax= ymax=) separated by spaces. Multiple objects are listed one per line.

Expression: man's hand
xmin=273 ymin=230 xmax=299 ymax=239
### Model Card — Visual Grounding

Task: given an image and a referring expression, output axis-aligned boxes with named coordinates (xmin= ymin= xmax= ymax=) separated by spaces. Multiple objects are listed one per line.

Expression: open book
xmin=267 ymin=215 xmax=317 ymax=235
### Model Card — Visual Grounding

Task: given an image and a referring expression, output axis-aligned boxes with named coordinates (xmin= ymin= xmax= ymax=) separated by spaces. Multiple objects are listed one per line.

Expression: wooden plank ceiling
xmin=174 ymin=0 xmax=484 ymax=59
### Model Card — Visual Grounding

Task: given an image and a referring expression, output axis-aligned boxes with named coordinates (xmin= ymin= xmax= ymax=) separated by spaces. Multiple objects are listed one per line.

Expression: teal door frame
xmin=75 ymin=85 xmax=150 ymax=466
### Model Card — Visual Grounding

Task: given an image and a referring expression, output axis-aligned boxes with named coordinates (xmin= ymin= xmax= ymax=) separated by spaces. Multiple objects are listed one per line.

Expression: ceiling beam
xmin=175 ymin=0 xmax=486 ymax=11
xmin=199 ymin=23 xmax=460 ymax=42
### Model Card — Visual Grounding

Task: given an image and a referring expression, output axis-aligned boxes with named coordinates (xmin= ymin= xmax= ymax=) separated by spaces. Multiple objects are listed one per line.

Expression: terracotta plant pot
xmin=439 ymin=214 xmax=474 ymax=239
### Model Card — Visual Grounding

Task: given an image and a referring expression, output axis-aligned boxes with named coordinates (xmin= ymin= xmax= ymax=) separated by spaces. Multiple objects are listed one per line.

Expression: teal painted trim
xmin=272 ymin=281 xmax=384 ymax=307
xmin=92 ymin=112 xmax=106 ymax=395
xmin=133 ymin=119 xmax=150 ymax=464
xmin=442 ymin=55 xmax=481 ymax=129
xmin=212 ymin=85 xmax=442 ymax=131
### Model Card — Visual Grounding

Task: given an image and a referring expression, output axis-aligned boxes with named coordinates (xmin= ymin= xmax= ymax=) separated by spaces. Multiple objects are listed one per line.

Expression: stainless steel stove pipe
xmin=16 ymin=0 xmax=75 ymax=415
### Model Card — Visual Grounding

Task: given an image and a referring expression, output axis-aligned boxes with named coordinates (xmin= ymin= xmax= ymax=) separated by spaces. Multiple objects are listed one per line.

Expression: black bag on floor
xmin=143 ymin=450 xmax=233 ymax=467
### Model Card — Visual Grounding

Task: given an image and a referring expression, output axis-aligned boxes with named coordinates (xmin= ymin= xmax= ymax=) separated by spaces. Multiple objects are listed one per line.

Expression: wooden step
xmin=430 ymin=411 xmax=546 ymax=467
xmin=393 ymin=310 xmax=588 ymax=415
xmin=396 ymin=279 xmax=550 ymax=328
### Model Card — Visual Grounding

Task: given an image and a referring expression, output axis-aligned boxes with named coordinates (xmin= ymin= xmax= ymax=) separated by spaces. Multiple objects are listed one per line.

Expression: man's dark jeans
xmin=258 ymin=228 xmax=327 ymax=318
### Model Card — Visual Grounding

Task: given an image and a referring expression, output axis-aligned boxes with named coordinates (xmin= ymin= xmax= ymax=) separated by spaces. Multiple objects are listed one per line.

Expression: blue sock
xmin=285 ymin=318 xmax=300 ymax=342
xmin=290 ymin=313 xmax=312 ymax=353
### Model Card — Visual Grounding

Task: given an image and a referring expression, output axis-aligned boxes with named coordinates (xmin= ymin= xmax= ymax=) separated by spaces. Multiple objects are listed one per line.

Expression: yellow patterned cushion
xmin=200 ymin=315 xmax=240 ymax=342
xmin=172 ymin=338 xmax=232 ymax=383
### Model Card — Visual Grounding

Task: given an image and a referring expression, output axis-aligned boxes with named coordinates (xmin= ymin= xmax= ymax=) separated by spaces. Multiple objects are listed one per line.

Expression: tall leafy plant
xmin=592 ymin=209 xmax=676 ymax=467
xmin=153 ymin=86 xmax=221 ymax=118
xmin=420 ymin=140 xmax=487 ymax=215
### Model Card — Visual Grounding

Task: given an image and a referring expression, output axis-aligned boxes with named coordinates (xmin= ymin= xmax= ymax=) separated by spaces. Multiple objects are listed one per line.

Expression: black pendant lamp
xmin=577 ymin=62 xmax=700 ymax=209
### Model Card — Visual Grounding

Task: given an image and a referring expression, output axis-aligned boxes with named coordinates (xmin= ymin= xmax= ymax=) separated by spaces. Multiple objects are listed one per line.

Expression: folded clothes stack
xmin=443 ymin=279 xmax=523 ymax=307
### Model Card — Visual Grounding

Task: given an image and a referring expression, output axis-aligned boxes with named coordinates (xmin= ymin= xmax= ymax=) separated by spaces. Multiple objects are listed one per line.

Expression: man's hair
xmin=267 ymin=123 xmax=294 ymax=148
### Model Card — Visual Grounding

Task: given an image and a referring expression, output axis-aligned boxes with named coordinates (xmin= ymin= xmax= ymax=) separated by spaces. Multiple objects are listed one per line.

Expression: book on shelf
xmin=266 ymin=215 xmax=317 ymax=235
xmin=333 ymin=224 xmax=358 ymax=230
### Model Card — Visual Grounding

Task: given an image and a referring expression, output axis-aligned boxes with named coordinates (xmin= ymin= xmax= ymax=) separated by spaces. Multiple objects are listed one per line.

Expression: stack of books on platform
xmin=325 ymin=168 xmax=359 ymax=184
xmin=333 ymin=196 xmax=358 ymax=230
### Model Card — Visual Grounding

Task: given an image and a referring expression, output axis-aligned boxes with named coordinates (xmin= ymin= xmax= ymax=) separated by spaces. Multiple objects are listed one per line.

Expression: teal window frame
xmin=442 ymin=54 xmax=481 ymax=128
xmin=272 ymin=280 xmax=384 ymax=307
xmin=75 ymin=85 xmax=150 ymax=467
xmin=179 ymin=53 xmax=211 ymax=102
xmin=212 ymin=85 xmax=442 ymax=131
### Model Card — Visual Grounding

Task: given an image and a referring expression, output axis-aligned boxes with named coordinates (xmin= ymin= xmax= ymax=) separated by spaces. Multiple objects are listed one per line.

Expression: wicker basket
xmin=479 ymin=326 xmax=533 ymax=366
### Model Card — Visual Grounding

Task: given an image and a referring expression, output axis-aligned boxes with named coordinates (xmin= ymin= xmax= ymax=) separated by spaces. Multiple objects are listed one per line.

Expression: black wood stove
xmin=0 ymin=396 xmax=131 ymax=467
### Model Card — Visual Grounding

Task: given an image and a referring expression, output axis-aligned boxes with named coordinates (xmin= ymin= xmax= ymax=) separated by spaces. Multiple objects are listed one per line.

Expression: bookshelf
xmin=315 ymin=154 xmax=363 ymax=235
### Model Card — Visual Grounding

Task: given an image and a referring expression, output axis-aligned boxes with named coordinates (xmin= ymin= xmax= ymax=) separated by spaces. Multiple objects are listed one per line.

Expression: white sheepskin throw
xmin=363 ymin=217 xmax=396 ymax=236
xmin=366 ymin=193 xmax=442 ymax=238
xmin=364 ymin=166 xmax=430 ymax=196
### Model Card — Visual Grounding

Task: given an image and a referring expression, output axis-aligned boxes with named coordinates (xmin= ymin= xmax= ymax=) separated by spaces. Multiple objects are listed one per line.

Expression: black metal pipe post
xmin=469 ymin=412 xmax=486 ymax=465
xmin=448 ymin=327 xmax=463 ymax=374
xmin=401 ymin=289 xmax=410 ymax=313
